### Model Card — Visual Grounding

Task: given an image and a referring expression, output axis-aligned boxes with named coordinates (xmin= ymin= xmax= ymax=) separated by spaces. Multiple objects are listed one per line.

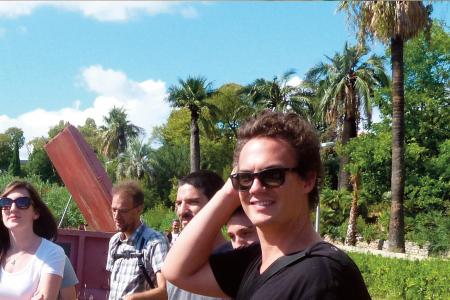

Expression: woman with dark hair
xmin=0 ymin=180 xmax=66 ymax=300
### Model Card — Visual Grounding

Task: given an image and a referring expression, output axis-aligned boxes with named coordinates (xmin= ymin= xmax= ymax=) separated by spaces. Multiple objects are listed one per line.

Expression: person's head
xmin=1 ymin=180 xmax=58 ymax=259
xmin=227 ymin=206 xmax=258 ymax=249
xmin=231 ymin=110 xmax=322 ymax=227
xmin=176 ymin=170 xmax=224 ymax=227
xmin=111 ymin=180 xmax=144 ymax=236
xmin=172 ymin=219 xmax=181 ymax=233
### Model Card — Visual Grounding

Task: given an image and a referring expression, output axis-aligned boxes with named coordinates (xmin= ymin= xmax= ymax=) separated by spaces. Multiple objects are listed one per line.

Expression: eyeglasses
xmin=229 ymin=167 xmax=299 ymax=191
xmin=111 ymin=205 xmax=139 ymax=215
xmin=0 ymin=197 xmax=33 ymax=210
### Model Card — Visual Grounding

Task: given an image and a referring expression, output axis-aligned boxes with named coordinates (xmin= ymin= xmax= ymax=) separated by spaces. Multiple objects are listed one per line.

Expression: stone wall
xmin=323 ymin=235 xmax=449 ymax=260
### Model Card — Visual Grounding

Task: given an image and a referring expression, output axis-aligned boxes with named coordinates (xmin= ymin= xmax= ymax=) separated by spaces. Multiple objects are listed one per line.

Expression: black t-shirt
xmin=209 ymin=241 xmax=371 ymax=300
xmin=213 ymin=241 xmax=234 ymax=254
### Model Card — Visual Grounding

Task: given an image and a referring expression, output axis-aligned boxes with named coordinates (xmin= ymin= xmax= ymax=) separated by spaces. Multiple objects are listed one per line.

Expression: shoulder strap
xmin=111 ymin=238 xmax=122 ymax=260
xmin=138 ymin=236 xmax=146 ymax=251
xmin=136 ymin=236 xmax=156 ymax=289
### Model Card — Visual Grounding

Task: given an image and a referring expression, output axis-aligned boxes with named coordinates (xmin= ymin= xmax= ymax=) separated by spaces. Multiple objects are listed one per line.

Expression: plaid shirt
xmin=106 ymin=223 xmax=169 ymax=300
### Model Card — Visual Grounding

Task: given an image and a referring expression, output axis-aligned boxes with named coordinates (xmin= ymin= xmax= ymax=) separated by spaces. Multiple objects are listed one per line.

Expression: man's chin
xmin=115 ymin=224 xmax=127 ymax=232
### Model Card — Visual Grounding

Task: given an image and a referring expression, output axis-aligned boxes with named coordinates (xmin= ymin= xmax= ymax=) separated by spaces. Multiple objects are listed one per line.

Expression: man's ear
xmin=302 ymin=171 xmax=317 ymax=193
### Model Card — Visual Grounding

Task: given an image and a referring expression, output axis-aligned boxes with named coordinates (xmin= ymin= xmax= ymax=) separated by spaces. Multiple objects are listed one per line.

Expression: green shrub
xmin=142 ymin=203 xmax=176 ymax=233
xmin=358 ymin=217 xmax=382 ymax=243
xmin=406 ymin=211 xmax=450 ymax=256
xmin=319 ymin=188 xmax=351 ymax=240
xmin=350 ymin=252 xmax=450 ymax=299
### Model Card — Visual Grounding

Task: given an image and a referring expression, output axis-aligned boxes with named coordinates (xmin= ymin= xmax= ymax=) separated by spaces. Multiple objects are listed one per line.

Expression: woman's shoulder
xmin=37 ymin=238 xmax=65 ymax=257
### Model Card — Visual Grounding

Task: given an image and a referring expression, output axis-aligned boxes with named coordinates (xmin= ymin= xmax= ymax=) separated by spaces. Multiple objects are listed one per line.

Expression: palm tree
xmin=167 ymin=76 xmax=215 ymax=172
xmin=339 ymin=1 xmax=431 ymax=253
xmin=117 ymin=138 xmax=152 ymax=181
xmin=100 ymin=107 xmax=144 ymax=159
xmin=244 ymin=69 xmax=313 ymax=117
xmin=306 ymin=43 xmax=388 ymax=190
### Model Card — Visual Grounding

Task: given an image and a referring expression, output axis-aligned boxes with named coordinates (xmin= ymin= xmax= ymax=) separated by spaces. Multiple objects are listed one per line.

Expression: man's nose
xmin=178 ymin=202 xmax=187 ymax=214
xmin=112 ymin=210 xmax=120 ymax=219
xmin=249 ymin=176 xmax=265 ymax=193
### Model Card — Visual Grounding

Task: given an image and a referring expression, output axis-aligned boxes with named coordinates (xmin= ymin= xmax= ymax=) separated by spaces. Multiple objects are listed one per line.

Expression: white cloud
xmin=286 ymin=76 xmax=303 ymax=87
xmin=0 ymin=2 xmax=39 ymax=18
xmin=0 ymin=65 xmax=170 ymax=159
xmin=0 ymin=1 xmax=200 ymax=21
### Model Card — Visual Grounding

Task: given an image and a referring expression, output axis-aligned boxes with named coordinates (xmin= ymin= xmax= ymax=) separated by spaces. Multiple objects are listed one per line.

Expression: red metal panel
xmin=57 ymin=229 xmax=113 ymax=300
xmin=45 ymin=124 xmax=115 ymax=232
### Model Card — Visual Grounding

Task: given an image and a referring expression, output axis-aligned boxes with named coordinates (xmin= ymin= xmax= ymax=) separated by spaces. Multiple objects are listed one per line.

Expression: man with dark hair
xmin=106 ymin=181 xmax=169 ymax=300
xmin=226 ymin=206 xmax=258 ymax=249
xmin=163 ymin=111 xmax=370 ymax=299
xmin=166 ymin=170 xmax=227 ymax=300
xmin=176 ymin=170 xmax=225 ymax=228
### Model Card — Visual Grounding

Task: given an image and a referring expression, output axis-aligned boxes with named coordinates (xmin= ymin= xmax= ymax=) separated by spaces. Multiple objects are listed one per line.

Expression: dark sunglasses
xmin=0 ymin=197 xmax=33 ymax=210
xmin=229 ymin=167 xmax=299 ymax=191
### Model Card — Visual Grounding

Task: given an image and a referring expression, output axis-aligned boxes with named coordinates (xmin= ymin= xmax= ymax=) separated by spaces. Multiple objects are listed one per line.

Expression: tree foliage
xmin=8 ymin=140 xmax=21 ymax=176
xmin=78 ymin=118 xmax=103 ymax=155
xmin=5 ymin=127 xmax=25 ymax=149
xmin=117 ymin=138 xmax=152 ymax=181
xmin=306 ymin=42 xmax=388 ymax=191
xmin=25 ymin=137 xmax=61 ymax=184
xmin=243 ymin=69 xmax=315 ymax=118
xmin=0 ymin=134 xmax=13 ymax=171
xmin=208 ymin=83 xmax=254 ymax=138
xmin=100 ymin=107 xmax=143 ymax=159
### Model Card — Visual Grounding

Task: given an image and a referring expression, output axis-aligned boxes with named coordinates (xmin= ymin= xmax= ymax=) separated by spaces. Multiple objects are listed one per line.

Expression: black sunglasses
xmin=0 ymin=197 xmax=33 ymax=210
xmin=229 ymin=167 xmax=299 ymax=191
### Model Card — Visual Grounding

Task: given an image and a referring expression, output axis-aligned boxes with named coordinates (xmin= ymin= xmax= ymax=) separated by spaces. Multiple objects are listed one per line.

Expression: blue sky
xmin=0 ymin=2 xmax=448 ymax=158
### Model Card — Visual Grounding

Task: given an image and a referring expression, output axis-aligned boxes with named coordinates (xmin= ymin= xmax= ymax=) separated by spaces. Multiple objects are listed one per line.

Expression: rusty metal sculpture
xmin=45 ymin=124 xmax=115 ymax=232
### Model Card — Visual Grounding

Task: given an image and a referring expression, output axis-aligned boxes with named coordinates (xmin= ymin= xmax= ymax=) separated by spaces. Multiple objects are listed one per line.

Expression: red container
xmin=57 ymin=229 xmax=114 ymax=300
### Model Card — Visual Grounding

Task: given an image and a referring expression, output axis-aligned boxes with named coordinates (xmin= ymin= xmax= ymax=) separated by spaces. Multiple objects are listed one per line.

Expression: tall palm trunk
xmin=345 ymin=172 xmax=360 ymax=246
xmin=118 ymin=130 xmax=127 ymax=155
xmin=338 ymin=91 xmax=358 ymax=190
xmin=190 ymin=113 xmax=200 ymax=172
xmin=388 ymin=36 xmax=406 ymax=253
xmin=337 ymin=122 xmax=350 ymax=190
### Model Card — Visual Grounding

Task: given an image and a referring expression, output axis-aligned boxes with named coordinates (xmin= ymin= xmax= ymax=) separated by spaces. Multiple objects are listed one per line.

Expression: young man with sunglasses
xmin=106 ymin=181 xmax=169 ymax=300
xmin=163 ymin=111 xmax=370 ymax=299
